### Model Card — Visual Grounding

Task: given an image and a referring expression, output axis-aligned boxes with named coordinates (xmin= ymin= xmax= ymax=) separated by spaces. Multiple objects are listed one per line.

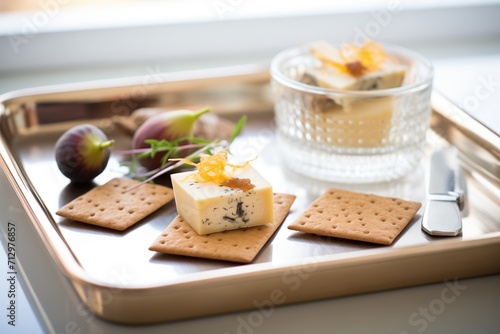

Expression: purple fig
xmin=55 ymin=124 xmax=114 ymax=183
xmin=132 ymin=107 xmax=210 ymax=170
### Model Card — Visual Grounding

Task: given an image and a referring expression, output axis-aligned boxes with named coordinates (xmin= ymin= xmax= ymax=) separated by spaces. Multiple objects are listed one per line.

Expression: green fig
xmin=132 ymin=107 xmax=210 ymax=170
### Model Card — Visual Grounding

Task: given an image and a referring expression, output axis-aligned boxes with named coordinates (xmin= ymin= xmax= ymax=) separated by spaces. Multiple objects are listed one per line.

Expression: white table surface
xmin=1 ymin=37 xmax=499 ymax=334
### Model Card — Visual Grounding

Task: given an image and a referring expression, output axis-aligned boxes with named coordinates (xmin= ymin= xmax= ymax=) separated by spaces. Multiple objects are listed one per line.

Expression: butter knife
xmin=421 ymin=147 xmax=465 ymax=236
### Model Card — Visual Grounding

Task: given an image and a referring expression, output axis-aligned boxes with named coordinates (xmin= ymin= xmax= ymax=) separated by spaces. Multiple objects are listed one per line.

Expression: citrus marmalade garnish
xmin=221 ymin=177 xmax=254 ymax=191
xmin=171 ymin=150 xmax=255 ymax=191
xmin=313 ymin=40 xmax=391 ymax=77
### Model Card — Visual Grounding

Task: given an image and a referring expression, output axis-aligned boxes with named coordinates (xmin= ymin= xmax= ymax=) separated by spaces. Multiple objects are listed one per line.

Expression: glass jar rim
xmin=270 ymin=42 xmax=434 ymax=97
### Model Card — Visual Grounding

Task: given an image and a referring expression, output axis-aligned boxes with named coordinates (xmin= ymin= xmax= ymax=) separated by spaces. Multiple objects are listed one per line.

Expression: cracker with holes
xmin=56 ymin=177 xmax=174 ymax=231
xmin=288 ymin=188 xmax=421 ymax=245
xmin=149 ymin=193 xmax=296 ymax=263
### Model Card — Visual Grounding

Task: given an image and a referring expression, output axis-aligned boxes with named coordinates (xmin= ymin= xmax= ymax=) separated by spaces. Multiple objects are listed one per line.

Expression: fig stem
xmin=99 ymin=140 xmax=115 ymax=150
xmin=194 ymin=106 xmax=211 ymax=118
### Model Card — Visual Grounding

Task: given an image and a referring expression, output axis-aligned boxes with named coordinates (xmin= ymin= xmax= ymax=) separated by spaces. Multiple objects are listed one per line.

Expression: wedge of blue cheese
xmin=310 ymin=66 xmax=406 ymax=91
xmin=171 ymin=165 xmax=275 ymax=235
xmin=303 ymin=40 xmax=406 ymax=147
xmin=308 ymin=40 xmax=406 ymax=91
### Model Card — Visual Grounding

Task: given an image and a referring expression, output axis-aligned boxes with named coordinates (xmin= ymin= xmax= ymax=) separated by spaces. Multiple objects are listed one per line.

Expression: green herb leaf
xmin=230 ymin=115 xmax=247 ymax=143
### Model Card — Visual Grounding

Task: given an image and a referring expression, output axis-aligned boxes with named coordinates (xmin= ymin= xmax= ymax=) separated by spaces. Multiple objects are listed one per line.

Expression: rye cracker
xmin=149 ymin=193 xmax=296 ymax=263
xmin=288 ymin=188 xmax=421 ymax=245
xmin=56 ymin=177 xmax=174 ymax=231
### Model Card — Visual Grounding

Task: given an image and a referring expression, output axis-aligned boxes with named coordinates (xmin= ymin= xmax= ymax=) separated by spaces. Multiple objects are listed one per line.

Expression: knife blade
xmin=421 ymin=147 xmax=465 ymax=236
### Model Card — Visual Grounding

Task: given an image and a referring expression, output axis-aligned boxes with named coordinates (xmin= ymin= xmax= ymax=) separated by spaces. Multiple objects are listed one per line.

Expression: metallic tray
xmin=1 ymin=64 xmax=499 ymax=324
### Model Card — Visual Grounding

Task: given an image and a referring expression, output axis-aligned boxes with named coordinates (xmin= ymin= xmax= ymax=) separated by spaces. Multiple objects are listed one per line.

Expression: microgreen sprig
xmin=119 ymin=115 xmax=247 ymax=191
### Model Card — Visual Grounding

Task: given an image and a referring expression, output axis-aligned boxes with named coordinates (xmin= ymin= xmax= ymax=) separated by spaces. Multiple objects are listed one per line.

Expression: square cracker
xmin=149 ymin=193 xmax=296 ymax=263
xmin=288 ymin=188 xmax=421 ymax=245
xmin=56 ymin=178 xmax=174 ymax=231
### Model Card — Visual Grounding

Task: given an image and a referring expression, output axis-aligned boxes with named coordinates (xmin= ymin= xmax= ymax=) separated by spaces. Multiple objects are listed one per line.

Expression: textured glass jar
xmin=271 ymin=43 xmax=434 ymax=183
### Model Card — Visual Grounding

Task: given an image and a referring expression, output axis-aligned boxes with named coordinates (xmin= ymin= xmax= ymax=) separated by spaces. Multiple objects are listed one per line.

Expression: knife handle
xmin=421 ymin=198 xmax=462 ymax=236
